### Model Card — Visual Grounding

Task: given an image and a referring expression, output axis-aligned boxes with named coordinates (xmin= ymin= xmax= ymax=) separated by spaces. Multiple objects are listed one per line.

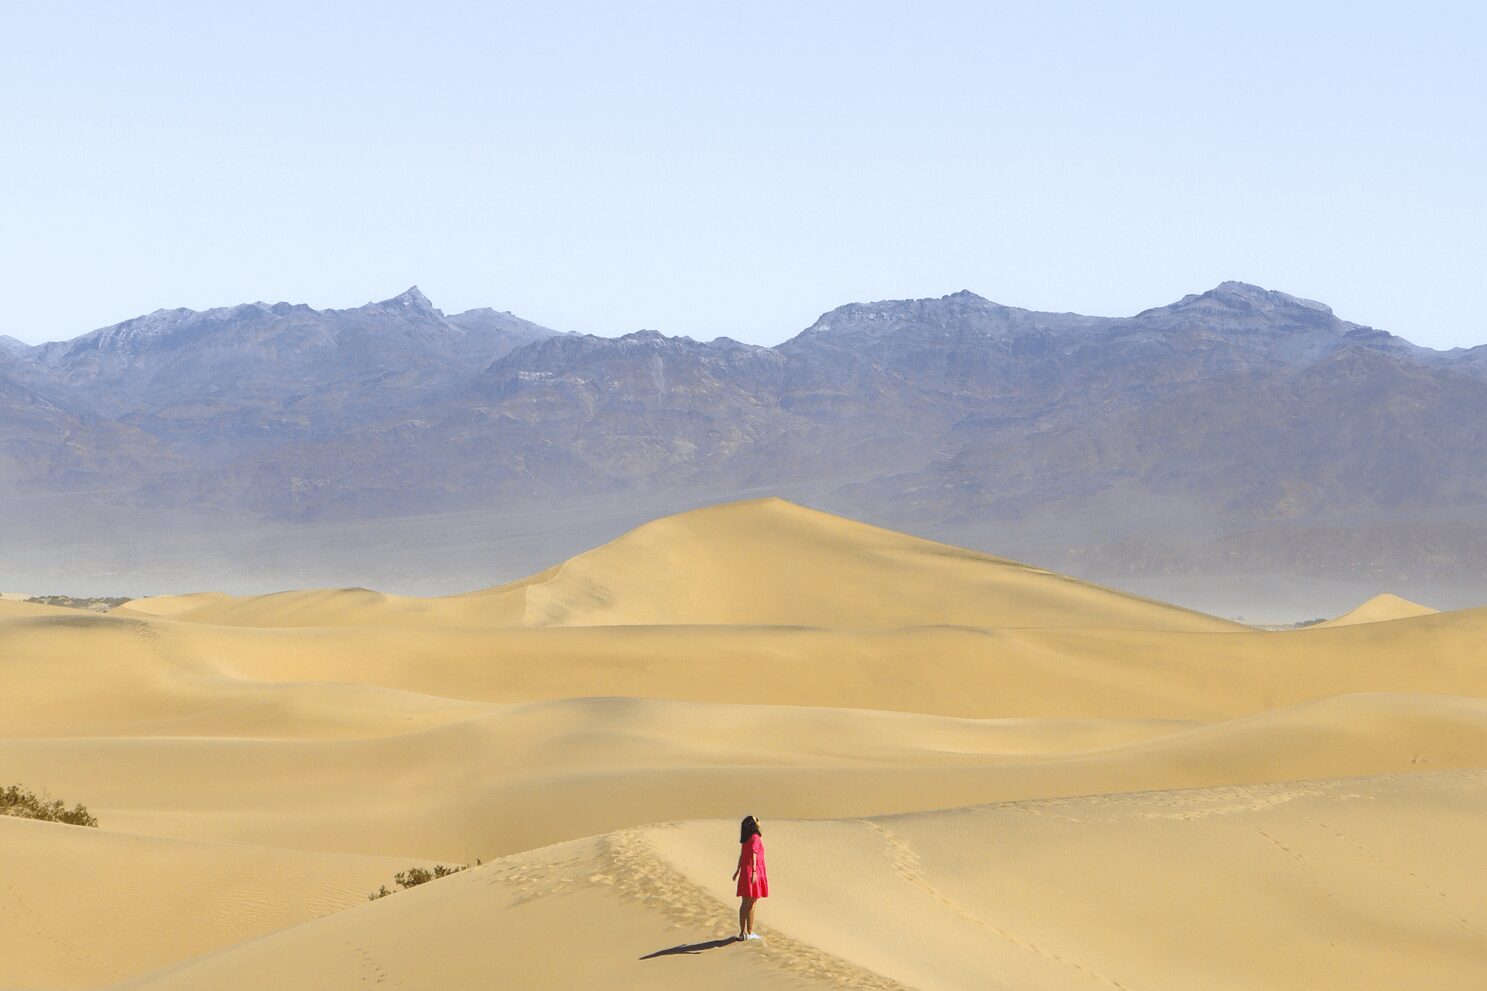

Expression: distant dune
xmin=1319 ymin=591 xmax=1439 ymax=627
xmin=4 ymin=500 xmax=1486 ymax=989
xmin=121 ymin=498 xmax=1240 ymax=632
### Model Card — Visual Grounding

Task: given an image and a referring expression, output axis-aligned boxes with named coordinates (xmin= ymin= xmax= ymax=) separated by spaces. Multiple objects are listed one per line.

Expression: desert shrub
xmin=24 ymin=595 xmax=130 ymax=612
xmin=368 ymin=862 xmax=471 ymax=900
xmin=1 ymin=784 xmax=99 ymax=827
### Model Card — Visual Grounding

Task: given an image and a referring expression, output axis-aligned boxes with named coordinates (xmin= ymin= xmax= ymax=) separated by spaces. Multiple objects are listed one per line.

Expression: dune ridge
xmin=111 ymin=773 xmax=1487 ymax=991
xmin=120 ymin=499 xmax=1242 ymax=633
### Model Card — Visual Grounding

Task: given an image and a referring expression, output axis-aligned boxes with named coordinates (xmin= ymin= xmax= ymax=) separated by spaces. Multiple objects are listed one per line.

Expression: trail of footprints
xmin=1 ymin=877 xmax=112 ymax=983
xmin=479 ymin=830 xmax=913 ymax=990
xmin=1254 ymin=812 xmax=1472 ymax=934
xmin=344 ymin=939 xmax=396 ymax=987
xmin=1303 ymin=818 xmax=1473 ymax=932
xmin=485 ymin=824 xmax=1132 ymax=989
xmin=861 ymin=821 xmax=1131 ymax=991
xmin=464 ymin=793 xmax=1482 ymax=989
xmin=609 ymin=830 xmax=913 ymax=991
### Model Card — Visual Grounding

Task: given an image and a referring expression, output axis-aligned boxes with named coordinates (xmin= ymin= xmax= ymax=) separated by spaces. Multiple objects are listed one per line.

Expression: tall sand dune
xmin=120 ymin=499 xmax=1241 ymax=632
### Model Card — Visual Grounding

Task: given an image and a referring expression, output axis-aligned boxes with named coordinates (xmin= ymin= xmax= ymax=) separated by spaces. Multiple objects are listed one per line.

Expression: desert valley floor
xmin=3 ymin=498 xmax=1485 ymax=990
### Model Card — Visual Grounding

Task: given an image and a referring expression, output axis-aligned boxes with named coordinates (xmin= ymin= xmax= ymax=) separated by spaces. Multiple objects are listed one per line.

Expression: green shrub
xmin=368 ymin=862 xmax=472 ymax=900
xmin=1 ymin=784 xmax=99 ymax=827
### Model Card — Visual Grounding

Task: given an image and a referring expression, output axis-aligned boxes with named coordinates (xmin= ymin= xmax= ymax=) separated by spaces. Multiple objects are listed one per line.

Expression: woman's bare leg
xmin=745 ymin=897 xmax=758 ymax=935
xmin=738 ymin=897 xmax=750 ymax=937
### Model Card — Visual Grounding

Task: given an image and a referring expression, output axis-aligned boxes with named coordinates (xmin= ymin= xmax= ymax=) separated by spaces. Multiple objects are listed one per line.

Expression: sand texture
xmin=5 ymin=498 xmax=1485 ymax=990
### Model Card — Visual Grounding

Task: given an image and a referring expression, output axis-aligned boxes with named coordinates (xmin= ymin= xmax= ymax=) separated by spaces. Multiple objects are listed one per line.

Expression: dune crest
xmin=122 ymin=498 xmax=1240 ymax=632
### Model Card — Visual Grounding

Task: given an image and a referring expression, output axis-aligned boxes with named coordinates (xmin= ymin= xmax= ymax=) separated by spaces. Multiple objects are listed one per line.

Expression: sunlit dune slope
xmin=112 ymin=591 xmax=234 ymax=617
xmin=7 ymin=604 xmax=1486 ymax=741
xmin=120 ymin=498 xmax=1241 ymax=632
xmin=115 ymin=772 xmax=1487 ymax=991
xmin=0 ymin=609 xmax=485 ymax=740
xmin=1319 ymin=591 xmax=1439 ymax=627
xmin=0 ymin=815 xmax=426 ymax=991
xmin=116 ymin=585 xmax=527 ymax=629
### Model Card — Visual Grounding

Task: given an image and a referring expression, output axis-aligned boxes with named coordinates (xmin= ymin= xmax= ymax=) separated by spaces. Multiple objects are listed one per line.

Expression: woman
xmin=732 ymin=814 xmax=768 ymax=940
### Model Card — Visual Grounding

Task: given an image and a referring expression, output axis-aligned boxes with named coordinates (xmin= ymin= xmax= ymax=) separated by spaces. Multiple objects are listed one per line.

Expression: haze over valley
xmin=4 ymin=281 xmax=1485 ymax=620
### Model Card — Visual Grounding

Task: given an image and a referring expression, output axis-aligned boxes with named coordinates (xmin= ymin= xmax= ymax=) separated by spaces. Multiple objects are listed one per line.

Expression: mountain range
xmin=3 ymin=281 xmax=1485 ymax=617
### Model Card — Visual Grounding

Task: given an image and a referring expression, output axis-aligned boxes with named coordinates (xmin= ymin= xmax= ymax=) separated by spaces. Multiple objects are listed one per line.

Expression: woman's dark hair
xmin=740 ymin=815 xmax=761 ymax=844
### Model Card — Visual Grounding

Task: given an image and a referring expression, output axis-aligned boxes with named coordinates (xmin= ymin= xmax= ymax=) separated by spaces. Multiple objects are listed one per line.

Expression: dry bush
xmin=1 ymin=784 xmax=99 ymax=827
xmin=368 ymin=862 xmax=474 ymax=900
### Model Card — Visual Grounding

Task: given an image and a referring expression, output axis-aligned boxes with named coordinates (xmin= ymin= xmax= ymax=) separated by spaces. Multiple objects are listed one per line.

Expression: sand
xmin=0 ymin=815 xmax=428 ymax=990
xmin=4 ymin=498 xmax=1484 ymax=989
xmin=1319 ymin=591 xmax=1439 ymax=627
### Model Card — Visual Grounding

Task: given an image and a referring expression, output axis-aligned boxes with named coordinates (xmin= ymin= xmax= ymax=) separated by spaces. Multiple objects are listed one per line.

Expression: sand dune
xmin=0 ymin=815 xmax=426 ymax=991
xmin=4 ymin=499 xmax=1485 ymax=989
xmin=5 ymin=692 xmax=1487 ymax=866
xmin=1320 ymin=591 xmax=1439 ymax=627
xmin=121 ymin=499 xmax=1240 ymax=632
xmin=7 ymin=602 xmax=1486 ymax=742
xmin=115 ymin=773 xmax=1487 ymax=991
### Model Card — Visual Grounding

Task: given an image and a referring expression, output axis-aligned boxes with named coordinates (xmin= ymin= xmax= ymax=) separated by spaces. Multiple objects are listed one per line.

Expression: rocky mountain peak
xmin=364 ymin=286 xmax=440 ymax=316
xmin=1181 ymin=281 xmax=1335 ymax=317
xmin=793 ymin=290 xmax=1010 ymax=343
xmin=0 ymin=334 xmax=32 ymax=357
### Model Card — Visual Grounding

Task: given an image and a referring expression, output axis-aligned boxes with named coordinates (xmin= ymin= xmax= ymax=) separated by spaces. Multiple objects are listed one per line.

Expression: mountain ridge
xmin=6 ymin=280 xmax=1471 ymax=355
xmin=4 ymin=281 xmax=1486 ymax=613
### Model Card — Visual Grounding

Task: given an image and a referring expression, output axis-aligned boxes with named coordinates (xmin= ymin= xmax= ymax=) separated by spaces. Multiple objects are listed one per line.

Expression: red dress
xmin=736 ymin=835 xmax=769 ymax=898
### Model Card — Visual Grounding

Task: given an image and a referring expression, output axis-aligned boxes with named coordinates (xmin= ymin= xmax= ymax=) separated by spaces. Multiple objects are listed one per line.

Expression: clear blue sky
xmin=2 ymin=2 xmax=1483 ymax=348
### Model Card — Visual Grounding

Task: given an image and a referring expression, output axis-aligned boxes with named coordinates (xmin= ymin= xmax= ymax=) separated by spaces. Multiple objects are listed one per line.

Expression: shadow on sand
xmin=640 ymin=936 xmax=740 ymax=959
